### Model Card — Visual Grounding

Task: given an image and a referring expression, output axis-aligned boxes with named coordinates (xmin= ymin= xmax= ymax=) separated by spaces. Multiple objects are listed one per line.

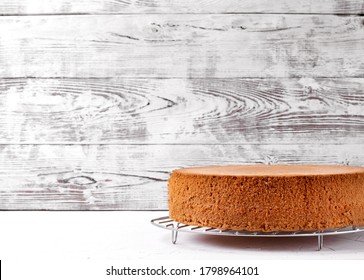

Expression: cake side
xmin=305 ymin=172 xmax=364 ymax=229
xmin=168 ymin=166 xmax=364 ymax=232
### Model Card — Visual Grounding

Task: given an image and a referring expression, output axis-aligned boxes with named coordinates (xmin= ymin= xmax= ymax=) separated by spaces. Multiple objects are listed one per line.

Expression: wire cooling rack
xmin=151 ymin=216 xmax=364 ymax=251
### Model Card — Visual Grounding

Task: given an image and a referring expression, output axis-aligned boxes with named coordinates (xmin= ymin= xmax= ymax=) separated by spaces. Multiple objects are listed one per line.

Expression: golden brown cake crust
xmin=168 ymin=165 xmax=364 ymax=232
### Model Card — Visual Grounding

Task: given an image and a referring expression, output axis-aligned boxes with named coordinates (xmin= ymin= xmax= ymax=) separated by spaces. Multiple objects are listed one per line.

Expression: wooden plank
xmin=0 ymin=15 xmax=364 ymax=78
xmin=0 ymin=0 xmax=363 ymax=15
xmin=1 ymin=78 xmax=364 ymax=144
xmin=0 ymin=144 xmax=362 ymax=210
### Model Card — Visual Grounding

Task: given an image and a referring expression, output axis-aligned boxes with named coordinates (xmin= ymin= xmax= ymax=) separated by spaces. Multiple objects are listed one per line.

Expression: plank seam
xmin=0 ymin=13 xmax=363 ymax=16
xmin=2 ymin=76 xmax=364 ymax=80
xmin=0 ymin=143 xmax=361 ymax=146
xmin=0 ymin=209 xmax=168 ymax=212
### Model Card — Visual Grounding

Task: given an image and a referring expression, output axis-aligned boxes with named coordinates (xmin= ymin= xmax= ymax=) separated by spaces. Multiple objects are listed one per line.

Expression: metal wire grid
xmin=151 ymin=216 xmax=364 ymax=251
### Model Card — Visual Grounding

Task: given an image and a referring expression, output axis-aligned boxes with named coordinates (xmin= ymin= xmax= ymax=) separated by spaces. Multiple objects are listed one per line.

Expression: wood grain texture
xmin=0 ymin=0 xmax=363 ymax=14
xmin=1 ymin=15 xmax=364 ymax=78
xmin=0 ymin=144 xmax=362 ymax=210
xmin=1 ymin=78 xmax=364 ymax=144
xmin=1 ymin=2 xmax=364 ymax=211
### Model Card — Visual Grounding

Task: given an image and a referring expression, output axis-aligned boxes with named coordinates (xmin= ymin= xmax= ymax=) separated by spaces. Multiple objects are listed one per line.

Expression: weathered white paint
xmin=0 ymin=2 xmax=363 ymax=210
xmin=0 ymin=144 xmax=362 ymax=210
xmin=0 ymin=0 xmax=363 ymax=14
xmin=1 ymin=78 xmax=364 ymax=144
xmin=0 ymin=15 xmax=363 ymax=78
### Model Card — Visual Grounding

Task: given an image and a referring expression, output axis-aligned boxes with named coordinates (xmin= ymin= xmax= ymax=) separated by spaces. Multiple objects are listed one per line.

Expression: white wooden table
xmin=1 ymin=211 xmax=364 ymax=260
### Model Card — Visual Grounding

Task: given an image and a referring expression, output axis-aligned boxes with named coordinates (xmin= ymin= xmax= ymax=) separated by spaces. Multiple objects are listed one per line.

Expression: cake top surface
xmin=175 ymin=165 xmax=364 ymax=177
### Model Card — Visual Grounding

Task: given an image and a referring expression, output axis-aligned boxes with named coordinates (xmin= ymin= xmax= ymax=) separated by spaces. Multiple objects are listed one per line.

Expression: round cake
xmin=168 ymin=165 xmax=364 ymax=232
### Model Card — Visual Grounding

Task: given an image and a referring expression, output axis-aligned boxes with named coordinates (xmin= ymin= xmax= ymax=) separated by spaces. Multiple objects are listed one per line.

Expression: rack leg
xmin=172 ymin=230 xmax=178 ymax=244
xmin=171 ymin=223 xmax=180 ymax=244
xmin=317 ymin=235 xmax=323 ymax=251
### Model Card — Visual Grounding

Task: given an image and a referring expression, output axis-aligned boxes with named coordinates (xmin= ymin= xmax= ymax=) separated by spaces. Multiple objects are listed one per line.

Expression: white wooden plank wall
xmin=1 ymin=15 xmax=364 ymax=78
xmin=0 ymin=1 xmax=363 ymax=209
xmin=0 ymin=1 xmax=363 ymax=14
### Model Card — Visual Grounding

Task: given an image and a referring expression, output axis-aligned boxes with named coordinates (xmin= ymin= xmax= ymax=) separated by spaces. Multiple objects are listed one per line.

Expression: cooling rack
xmin=151 ymin=216 xmax=364 ymax=251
